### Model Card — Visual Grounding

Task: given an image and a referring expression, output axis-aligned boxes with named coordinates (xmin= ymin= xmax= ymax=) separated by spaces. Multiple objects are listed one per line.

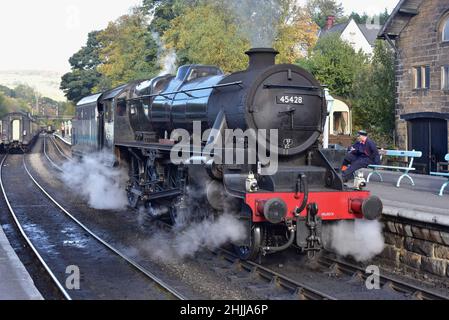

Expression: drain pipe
xmin=262 ymin=227 xmax=296 ymax=254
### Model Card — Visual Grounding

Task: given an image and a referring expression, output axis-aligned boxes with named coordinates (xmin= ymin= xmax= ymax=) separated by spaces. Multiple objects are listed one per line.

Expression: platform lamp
xmin=323 ymin=88 xmax=334 ymax=149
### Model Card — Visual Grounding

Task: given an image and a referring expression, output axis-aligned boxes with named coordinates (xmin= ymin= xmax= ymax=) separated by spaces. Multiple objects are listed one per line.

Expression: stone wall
xmin=380 ymin=217 xmax=449 ymax=278
xmin=394 ymin=0 xmax=449 ymax=150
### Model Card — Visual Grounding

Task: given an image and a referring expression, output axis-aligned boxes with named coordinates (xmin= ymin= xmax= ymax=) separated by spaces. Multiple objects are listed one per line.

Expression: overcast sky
xmin=0 ymin=0 xmax=399 ymax=73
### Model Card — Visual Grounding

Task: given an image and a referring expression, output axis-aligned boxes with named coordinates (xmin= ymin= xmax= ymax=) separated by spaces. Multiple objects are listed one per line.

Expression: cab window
xmin=116 ymin=99 xmax=127 ymax=117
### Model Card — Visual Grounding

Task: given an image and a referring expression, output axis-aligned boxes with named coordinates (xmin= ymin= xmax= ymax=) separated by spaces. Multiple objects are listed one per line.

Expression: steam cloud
xmin=225 ymin=0 xmax=284 ymax=47
xmin=152 ymin=32 xmax=178 ymax=76
xmin=61 ymin=153 xmax=129 ymax=210
xmin=140 ymin=214 xmax=246 ymax=262
xmin=137 ymin=175 xmax=246 ymax=262
xmin=323 ymin=220 xmax=385 ymax=262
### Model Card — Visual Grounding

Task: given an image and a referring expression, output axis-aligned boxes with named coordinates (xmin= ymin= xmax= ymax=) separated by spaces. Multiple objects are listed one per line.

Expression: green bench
xmin=367 ymin=150 xmax=422 ymax=188
xmin=430 ymin=154 xmax=449 ymax=196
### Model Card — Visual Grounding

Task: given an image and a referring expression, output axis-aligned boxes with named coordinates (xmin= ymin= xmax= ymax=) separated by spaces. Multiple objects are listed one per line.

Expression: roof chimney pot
xmin=326 ymin=15 xmax=336 ymax=30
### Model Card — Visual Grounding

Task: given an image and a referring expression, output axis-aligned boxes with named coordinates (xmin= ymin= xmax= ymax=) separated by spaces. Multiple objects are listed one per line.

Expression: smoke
xmin=61 ymin=153 xmax=129 ymax=210
xmin=224 ymin=0 xmax=284 ymax=48
xmin=158 ymin=49 xmax=178 ymax=76
xmin=139 ymin=213 xmax=246 ymax=262
xmin=136 ymin=172 xmax=245 ymax=262
xmin=152 ymin=32 xmax=178 ymax=76
xmin=323 ymin=220 xmax=385 ymax=262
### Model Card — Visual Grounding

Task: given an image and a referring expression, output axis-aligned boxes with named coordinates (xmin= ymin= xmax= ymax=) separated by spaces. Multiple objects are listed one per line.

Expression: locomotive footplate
xmin=296 ymin=203 xmax=322 ymax=258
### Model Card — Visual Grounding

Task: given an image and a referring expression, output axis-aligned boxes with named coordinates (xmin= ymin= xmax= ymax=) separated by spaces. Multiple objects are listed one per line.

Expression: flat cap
xmin=357 ymin=130 xmax=368 ymax=137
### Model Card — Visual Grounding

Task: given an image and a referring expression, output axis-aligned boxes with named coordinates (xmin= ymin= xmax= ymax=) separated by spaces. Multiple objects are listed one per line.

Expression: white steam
xmin=137 ymin=173 xmax=245 ymax=262
xmin=323 ymin=220 xmax=385 ymax=262
xmin=224 ymin=0 xmax=283 ymax=47
xmin=140 ymin=214 xmax=246 ymax=262
xmin=61 ymin=153 xmax=128 ymax=210
xmin=152 ymin=32 xmax=178 ymax=76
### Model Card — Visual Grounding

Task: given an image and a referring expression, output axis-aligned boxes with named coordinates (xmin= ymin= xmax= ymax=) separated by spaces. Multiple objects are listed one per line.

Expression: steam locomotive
xmin=73 ymin=48 xmax=383 ymax=260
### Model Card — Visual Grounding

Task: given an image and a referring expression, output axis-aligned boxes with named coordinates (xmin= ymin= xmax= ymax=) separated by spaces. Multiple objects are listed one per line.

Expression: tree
xmin=352 ymin=40 xmax=395 ymax=146
xmin=347 ymin=9 xmax=390 ymax=25
xmin=97 ymin=10 xmax=160 ymax=88
xmin=297 ymin=33 xmax=368 ymax=98
xmin=61 ymin=69 xmax=102 ymax=103
xmin=58 ymin=101 xmax=75 ymax=116
xmin=163 ymin=1 xmax=318 ymax=71
xmin=274 ymin=1 xmax=319 ymax=63
xmin=0 ymin=85 xmax=14 ymax=97
xmin=13 ymin=84 xmax=38 ymax=102
xmin=0 ymin=90 xmax=30 ymax=117
xmin=163 ymin=4 xmax=250 ymax=73
xmin=348 ymin=11 xmax=369 ymax=24
xmin=142 ymin=0 xmax=190 ymax=34
xmin=307 ymin=0 xmax=345 ymax=29
xmin=60 ymin=31 xmax=103 ymax=103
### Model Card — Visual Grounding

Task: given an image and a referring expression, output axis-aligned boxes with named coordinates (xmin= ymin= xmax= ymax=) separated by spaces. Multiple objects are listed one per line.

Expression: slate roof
xmin=378 ymin=0 xmax=424 ymax=39
xmin=319 ymin=19 xmax=383 ymax=46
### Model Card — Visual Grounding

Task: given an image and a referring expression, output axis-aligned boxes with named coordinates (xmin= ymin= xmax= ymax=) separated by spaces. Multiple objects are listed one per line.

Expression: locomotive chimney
xmin=245 ymin=48 xmax=279 ymax=70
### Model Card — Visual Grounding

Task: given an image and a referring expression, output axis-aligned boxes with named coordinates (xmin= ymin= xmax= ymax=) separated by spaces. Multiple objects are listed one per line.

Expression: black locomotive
xmin=73 ymin=48 xmax=382 ymax=260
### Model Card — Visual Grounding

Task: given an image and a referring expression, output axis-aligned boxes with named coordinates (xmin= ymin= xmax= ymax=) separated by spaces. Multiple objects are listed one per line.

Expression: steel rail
xmin=154 ymin=220 xmax=335 ymax=300
xmin=23 ymin=154 xmax=187 ymax=300
xmin=216 ymin=248 xmax=337 ymax=300
xmin=0 ymin=154 xmax=72 ymax=300
xmin=43 ymin=135 xmax=63 ymax=172
xmin=319 ymin=254 xmax=449 ymax=300
xmin=49 ymin=135 xmax=71 ymax=161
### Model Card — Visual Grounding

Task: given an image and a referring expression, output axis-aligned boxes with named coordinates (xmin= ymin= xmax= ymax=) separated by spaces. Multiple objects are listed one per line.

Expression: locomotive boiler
xmin=73 ymin=48 xmax=383 ymax=260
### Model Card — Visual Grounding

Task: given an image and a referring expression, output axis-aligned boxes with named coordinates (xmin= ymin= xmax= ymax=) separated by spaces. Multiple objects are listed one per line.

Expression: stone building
xmin=379 ymin=0 xmax=449 ymax=174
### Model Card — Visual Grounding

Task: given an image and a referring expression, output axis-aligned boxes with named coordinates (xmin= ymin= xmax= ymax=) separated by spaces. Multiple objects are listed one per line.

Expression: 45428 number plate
xmin=276 ymin=95 xmax=304 ymax=105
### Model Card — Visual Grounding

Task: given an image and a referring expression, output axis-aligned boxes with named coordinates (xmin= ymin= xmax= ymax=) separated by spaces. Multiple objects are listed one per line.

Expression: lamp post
xmin=323 ymin=88 xmax=335 ymax=149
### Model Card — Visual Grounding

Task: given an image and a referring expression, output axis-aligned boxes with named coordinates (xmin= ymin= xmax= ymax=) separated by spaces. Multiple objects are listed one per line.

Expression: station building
xmin=379 ymin=0 xmax=449 ymax=173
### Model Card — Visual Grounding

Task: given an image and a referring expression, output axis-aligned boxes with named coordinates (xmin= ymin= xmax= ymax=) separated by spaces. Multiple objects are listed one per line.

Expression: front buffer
xmin=237 ymin=191 xmax=383 ymax=260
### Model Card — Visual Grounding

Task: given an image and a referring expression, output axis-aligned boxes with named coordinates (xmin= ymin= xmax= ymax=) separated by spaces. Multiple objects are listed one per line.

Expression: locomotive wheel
xmin=127 ymin=182 xmax=141 ymax=209
xmin=127 ymin=156 xmax=141 ymax=208
xmin=233 ymin=224 xmax=265 ymax=261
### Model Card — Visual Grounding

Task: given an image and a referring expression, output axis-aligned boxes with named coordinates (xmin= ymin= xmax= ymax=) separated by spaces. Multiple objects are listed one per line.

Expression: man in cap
xmin=341 ymin=130 xmax=381 ymax=182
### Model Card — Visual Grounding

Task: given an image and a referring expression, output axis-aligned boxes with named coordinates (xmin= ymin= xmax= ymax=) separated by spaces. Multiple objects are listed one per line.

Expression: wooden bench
xmin=430 ymin=154 xmax=449 ymax=196
xmin=367 ymin=150 xmax=422 ymax=188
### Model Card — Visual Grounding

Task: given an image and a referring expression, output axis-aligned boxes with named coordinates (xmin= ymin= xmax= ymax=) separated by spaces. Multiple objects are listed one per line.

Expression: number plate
xmin=276 ymin=95 xmax=304 ymax=105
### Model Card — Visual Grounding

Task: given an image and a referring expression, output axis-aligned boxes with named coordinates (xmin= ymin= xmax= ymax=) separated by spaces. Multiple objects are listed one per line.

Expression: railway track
xmin=317 ymin=253 xmax=449 ymax=300
xmin=151 ymin=219 xmax=335 ymax=300
xmin=49 ymin=135 xmax=71 ymax=161
xmin=39 ymin=137 xmax=449 ymax=300
xmin=43 ymin=135 xmax=63 ymax=171
xmin=211 ymin=249 xmax=336 ymax=300
xmin=0 ymin=154 xmax=70 ymax=299
xmin=0 ymin=153 xmax=186 ymax=300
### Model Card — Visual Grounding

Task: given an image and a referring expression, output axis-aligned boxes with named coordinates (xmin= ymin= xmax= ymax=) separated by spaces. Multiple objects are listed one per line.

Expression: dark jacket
xmin=351 ymin=138 xmax=381 ymax=165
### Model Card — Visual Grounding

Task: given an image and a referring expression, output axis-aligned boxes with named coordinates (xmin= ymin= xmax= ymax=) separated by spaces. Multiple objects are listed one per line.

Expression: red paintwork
xmin=246 ymin=191 xmax=369 ymax=222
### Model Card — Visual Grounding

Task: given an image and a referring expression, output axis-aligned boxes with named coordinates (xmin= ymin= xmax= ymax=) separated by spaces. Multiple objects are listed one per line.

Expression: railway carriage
xmin=73 ymin=48 xmax=383 ymax=260
xmin=0 ymin=112 xmax=39 ymax=153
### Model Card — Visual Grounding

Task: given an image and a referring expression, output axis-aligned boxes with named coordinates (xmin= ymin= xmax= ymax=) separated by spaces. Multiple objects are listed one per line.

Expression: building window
xmin=443 ymin=18 xmax=449 ymax=42
xmin=442 ymin=66 xmax=449 ymax=90
xmin=413 ymin=66 xmax=430 ymax=89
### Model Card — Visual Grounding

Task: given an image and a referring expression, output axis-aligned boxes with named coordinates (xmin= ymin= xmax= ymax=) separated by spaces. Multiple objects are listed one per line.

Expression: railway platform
xmin=0 ymin=225 xmax=43 ymax=300
xmin=362 ymin=169 xmax=449 ymax=224
xmin=53 ymin=133 xmax=72 ymax=146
